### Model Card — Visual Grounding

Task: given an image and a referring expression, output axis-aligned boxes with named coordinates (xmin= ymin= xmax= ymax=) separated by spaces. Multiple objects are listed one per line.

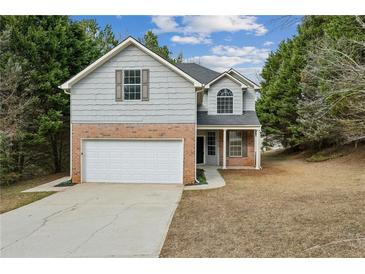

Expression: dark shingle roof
xmin=197 ymin=111 xmax=261 ymax=126
xmin=175 ymin=63 xmax=220 ymax=84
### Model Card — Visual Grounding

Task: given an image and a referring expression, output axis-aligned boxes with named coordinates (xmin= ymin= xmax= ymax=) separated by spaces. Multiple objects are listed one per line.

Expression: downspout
xmin=63 ymin=89 xmax=71 ymax=95
xmin=195 ymin=86 xmax=205 ymax=184
xmin=59 ymin=86 xmax=71 ymax=179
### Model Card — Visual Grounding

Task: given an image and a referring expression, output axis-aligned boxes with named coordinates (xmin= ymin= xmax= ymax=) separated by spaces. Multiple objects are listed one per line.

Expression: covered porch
xmin=196 ymin=126 xmax=261 ymax=170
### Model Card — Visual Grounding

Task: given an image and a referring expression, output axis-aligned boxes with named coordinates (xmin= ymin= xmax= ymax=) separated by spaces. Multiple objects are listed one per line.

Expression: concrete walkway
xmin=184 ymin=166 xmax=226 ymax=190
xmin=22 ymin=176 xmax=71 ymax=193
xmin=1 ymin=183 xmax=182 ymax=258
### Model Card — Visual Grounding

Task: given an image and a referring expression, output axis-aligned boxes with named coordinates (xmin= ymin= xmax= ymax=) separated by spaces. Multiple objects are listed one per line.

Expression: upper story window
xmin=124 ymin=70 xmax=141 ymax=100
xmin=217 ymin=88 xmax=233 ymax=114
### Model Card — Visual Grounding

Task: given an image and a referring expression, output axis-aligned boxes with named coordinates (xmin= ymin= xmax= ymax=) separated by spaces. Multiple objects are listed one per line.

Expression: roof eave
xmin=227 ymin=68 xmax=261 ymax=89
xmin=205 ymin=72 xmax=248 ymax=89
xmin=197 ymin=124 xmax=261 ymax=129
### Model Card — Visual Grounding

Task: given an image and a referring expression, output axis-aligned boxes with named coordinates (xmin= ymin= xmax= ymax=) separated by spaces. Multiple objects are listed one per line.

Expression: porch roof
xmin=197 ymin=111 xmax=261 ymax=127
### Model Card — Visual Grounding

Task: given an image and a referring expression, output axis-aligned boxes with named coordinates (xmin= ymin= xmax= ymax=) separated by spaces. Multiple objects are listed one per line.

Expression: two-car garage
xmin=82 ymin=139 xmax=184 ymax=184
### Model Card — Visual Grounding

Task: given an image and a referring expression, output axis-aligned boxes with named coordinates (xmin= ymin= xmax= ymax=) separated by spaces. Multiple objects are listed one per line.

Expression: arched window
xmin=217 ymin=89 xmax=233 ymax=114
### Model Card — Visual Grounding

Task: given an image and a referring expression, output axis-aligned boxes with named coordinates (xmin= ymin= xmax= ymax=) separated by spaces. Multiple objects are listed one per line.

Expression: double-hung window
xmin=229 ymin=131 xmax=242 ymax=157
xmin=207 ymin=132 xmax=216 ymax=156
xmin=124 ymin=70 xmax=141 ymax=100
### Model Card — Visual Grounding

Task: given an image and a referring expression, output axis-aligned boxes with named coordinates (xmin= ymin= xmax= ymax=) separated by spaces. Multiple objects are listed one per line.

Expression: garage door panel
xmin=82 ymin=140 xmax=183 ymax=184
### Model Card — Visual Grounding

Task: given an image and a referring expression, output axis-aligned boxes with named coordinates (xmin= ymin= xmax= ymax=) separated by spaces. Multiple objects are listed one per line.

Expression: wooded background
xmin=0 ymin=16 xmax=178 ymax=184
xmin=257 ymin=16 xmax=365 ymax=149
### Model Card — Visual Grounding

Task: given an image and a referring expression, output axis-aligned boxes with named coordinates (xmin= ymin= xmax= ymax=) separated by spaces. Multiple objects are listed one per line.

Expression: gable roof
xmin=59 ymin=36 xmax=202 ymax=90
xmin=175 ymin=63 xmax=220 ymax=84
xmin=227 ymin=68 xmax=260 ymax=89
xmin=205 ymin=72 xmax=248 ymax=89
xmin=176 ymin=63 xmax=260 ymax=90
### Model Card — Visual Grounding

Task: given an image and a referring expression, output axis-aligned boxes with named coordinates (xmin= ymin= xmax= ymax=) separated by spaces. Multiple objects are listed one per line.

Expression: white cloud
xmin=211 ymin=45 xmax=270 ymax=64
xmin=263 ymin=41 xmax=274 ymax=46
xmin=171 ymin=35 xmax=212 ymax=45
xmin=151 ymin=16 xmax=180 ymax=33
xmin=236 ymin=67 xmax=263 ymax=83
xmin=188 ymin=45 xmax=269 ymax=81
xmin=150 ymin=16 xmax=269 ymax=80
xmin=189 ymin=44 xmax=269 ymax=71
xmin=188 ymin=55 xmax=263 ymax=82
xmin=151 ymin=15 xmax=268 ymax=37
xmin=182 ymin=16 xmax=268 ymax=36
xmin=190 ymin=55 xmax=250 ymax=71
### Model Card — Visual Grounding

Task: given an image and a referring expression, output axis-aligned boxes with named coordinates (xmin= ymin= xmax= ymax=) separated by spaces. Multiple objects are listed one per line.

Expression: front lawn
xmin=160 ymin=146 xmax=365 ymax=257
xmin=0 ymin=173 xmax=67 ymax=214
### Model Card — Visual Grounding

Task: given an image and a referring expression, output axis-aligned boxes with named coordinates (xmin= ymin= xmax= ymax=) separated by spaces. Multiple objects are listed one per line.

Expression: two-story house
xmin=60 ymin=36 xmax=261 ymax=185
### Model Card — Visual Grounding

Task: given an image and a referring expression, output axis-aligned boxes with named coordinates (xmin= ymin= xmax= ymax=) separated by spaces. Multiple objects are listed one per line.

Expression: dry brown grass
xmin=160 ymin=145 xmax=365 ymax=257
xmin=0 ymin=173 xmax=67 ymax=214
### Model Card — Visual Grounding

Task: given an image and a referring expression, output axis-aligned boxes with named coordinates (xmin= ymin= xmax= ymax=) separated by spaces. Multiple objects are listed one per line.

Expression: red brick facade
xmin=72 ymin=123 xmax=196 ymax=185
xmin=218 ymin=130 xmax=255 ymax=167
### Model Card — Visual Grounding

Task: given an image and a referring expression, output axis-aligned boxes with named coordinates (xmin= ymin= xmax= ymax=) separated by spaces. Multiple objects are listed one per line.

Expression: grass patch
xmin=306 ymin=154 xmax=335 ymax=162
xmin=161 ymin=146 xmax=365 ymax=257
xmin=305 ymin=144 xmax=358 ymax=162
xmin=0 ymin=173 xmax=67 ymax=214
xmin=196 ymin=168 xmax=207 ymax=185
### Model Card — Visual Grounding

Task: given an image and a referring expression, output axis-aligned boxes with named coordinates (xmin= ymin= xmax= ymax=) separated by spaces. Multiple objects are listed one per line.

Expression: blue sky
xmin=72 ymin=16 xmax=300 ymax=82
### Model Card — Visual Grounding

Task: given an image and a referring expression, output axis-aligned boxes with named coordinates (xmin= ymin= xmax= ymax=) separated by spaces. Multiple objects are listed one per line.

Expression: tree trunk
xmin=58 ymin=135 xmax=63 ymax=171
xmin=51 ymin=135 xmax=61 ymax=173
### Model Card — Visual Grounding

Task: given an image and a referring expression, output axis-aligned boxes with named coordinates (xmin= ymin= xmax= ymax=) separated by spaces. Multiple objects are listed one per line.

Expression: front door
xmin=197 ymin=136 xmax=204 ymax=164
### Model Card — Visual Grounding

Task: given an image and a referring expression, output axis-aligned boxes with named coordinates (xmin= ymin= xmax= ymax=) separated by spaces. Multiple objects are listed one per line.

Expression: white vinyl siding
xmin=71 ymin=45 xmax=195 ymax=123
xmin=229 ymin=71 xmax=257 ymax=111
xmin=197 ymin=90 xmax=208 ymax=111
xmin=243 ymin=88 xmax=256 ymax=111
xmin=82 ymin=139 xmax=183 ymax=184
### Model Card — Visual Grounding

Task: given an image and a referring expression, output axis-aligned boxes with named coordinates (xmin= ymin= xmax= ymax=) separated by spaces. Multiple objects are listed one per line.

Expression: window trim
xmin=123 ymin=69 xmax=142 ymax=101
xmin=207 ymin=131 xmax=216 ymax=156
xmin=228 ymin=130 xmax=242 ymax=157
xmin=217 ymin=88 xmax=233 ymax=114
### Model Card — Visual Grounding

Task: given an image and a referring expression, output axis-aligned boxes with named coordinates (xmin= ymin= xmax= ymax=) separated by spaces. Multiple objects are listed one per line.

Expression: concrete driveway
xmin=0 ymin=183 xmax=182 ymax=257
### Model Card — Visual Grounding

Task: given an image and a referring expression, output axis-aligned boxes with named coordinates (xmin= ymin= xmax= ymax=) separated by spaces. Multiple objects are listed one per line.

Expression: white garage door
xmin=82 ymin=139 xmax=183 ymax=184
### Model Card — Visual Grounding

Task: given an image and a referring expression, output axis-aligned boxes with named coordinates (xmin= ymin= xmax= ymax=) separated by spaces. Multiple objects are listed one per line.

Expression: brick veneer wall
xmin=218 ymin=130 xmax=255 ymax=167
xmin=72 ymin=123 xmax=196 ymax=185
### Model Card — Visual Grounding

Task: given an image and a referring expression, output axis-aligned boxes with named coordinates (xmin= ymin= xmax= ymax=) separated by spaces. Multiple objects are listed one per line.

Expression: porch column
xmin=223 ymin=129 xmax=227 ymax=169
xmin=255 ymin=129 xmax=261 ymax=169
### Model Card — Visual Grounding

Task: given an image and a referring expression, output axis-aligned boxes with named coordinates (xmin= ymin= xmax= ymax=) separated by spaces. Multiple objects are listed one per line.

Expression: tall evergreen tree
xmin=141 ymin=30 xmax=174 ymax=62
xmin=257 ymin=15 xmax=365 ymax=148
xmin=0 ymin=16 xmax=118 ymax=182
